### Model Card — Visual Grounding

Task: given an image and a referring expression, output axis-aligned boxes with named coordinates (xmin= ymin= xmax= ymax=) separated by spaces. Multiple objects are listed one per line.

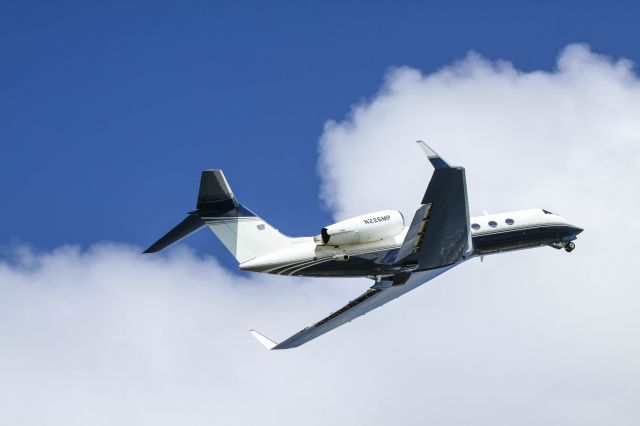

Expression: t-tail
xmin=144 ymin=170 xmax=292 ymax=262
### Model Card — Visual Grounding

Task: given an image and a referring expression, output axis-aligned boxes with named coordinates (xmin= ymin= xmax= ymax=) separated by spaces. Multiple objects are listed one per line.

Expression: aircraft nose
xmin=571 ymin=225 xmax=584 ymax=235
xmin=556 ymin=215 xmax=583 ymax=236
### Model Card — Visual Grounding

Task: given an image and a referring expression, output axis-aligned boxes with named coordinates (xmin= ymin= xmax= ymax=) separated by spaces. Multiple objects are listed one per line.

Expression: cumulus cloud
xmin=321 ymin=45 xmax=639 ymax=223
xmin=2 ymin=44 xmax=640 ymax=425
xmin=0 ymin=244 xmax=366 ymax=425
xmin=316 ymin=42 xmax=640 ymax=423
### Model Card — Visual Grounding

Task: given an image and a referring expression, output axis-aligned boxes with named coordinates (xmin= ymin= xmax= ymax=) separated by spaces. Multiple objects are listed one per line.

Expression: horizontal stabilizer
xmin=143 ymin=214 xmax=205 ymax=253
xmin=250 ymin=330 xmax=278 ymax=350
xmin=143 ymin=169 xmax=241 ymax=254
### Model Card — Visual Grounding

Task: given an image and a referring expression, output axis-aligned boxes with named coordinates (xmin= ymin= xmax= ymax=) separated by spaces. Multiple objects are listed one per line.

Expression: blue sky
xmin=1 ymin=0 xmax=639 ymax=265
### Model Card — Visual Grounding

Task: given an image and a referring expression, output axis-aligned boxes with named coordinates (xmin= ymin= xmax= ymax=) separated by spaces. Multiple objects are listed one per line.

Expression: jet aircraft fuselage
xmin=239 ymin=208 xmax=582 ymax=278
xmin=145 ymin=141 xmax=583 ymax=349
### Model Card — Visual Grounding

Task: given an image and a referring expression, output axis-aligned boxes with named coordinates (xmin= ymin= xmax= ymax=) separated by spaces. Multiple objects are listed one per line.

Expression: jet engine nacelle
xmin=314 ymin=210 xmax=405 ymax=246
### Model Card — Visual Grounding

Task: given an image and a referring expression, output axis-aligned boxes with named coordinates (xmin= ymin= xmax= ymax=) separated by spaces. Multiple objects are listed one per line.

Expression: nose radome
xmin=562 ymin=218 xmax=583 ymax=235
xmin=554 ymin=214 xmax=583 ymax=235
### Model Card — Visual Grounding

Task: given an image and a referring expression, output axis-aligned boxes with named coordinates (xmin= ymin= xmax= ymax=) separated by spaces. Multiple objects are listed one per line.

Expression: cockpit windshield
xmin=542 ymin=209 xmax=554 ymax=215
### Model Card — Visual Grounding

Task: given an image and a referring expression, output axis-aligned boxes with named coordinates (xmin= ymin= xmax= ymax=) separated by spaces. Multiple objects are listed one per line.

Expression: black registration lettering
xmin=363 ymin=214 xmax=392 ymax=225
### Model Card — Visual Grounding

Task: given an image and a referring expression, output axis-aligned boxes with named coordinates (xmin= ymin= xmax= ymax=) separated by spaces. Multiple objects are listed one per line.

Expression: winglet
xmin=250 ymin=330 xmax=278 ymax=350
xmin=416 ymin=140 xmax=451 ymax=169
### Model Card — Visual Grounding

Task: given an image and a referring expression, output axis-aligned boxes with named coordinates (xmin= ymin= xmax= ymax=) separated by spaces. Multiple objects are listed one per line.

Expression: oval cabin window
xmin=488 ymin=221 xmax=498 ymax=228
xmin=471 ymin=223 xmax=480 ymax=230
xmin=505 ymin=218 xmax=514 ymax=225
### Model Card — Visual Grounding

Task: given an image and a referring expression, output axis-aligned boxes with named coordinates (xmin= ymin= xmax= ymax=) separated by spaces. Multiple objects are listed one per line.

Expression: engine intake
xmin=314 ymin=210 xmax=405 ymax=246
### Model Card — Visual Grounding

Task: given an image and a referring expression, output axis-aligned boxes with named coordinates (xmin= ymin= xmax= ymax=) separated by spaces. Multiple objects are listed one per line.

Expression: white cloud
xmin=1 ymin=44 xmax=640 ymax=425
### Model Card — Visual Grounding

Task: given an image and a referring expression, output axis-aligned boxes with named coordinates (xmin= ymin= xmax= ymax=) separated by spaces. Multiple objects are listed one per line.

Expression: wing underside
xmin=251 ymin=266 xmax=454 ymax=350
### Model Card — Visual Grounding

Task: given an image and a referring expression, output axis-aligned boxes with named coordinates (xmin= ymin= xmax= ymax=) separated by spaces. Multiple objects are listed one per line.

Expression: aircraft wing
xmin=395 ymin=141 xmax=472 ymax=270
xmin=250 ymin=141 xmax=470 ymax=350
xmin=250 ymin=266 xmax=453 ymax=350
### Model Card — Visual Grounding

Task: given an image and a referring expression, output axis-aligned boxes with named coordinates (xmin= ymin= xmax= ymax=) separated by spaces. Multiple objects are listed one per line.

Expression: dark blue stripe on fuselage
xmin=471 ymin=224 xmax=579 ymax=255
xmin=292 ymin=224 xmax=581 ymax=277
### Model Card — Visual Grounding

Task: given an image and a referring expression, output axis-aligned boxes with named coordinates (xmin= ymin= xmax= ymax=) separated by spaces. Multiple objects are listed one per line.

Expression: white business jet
xmin=145 ymin=141 xmax=583 ymax=350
